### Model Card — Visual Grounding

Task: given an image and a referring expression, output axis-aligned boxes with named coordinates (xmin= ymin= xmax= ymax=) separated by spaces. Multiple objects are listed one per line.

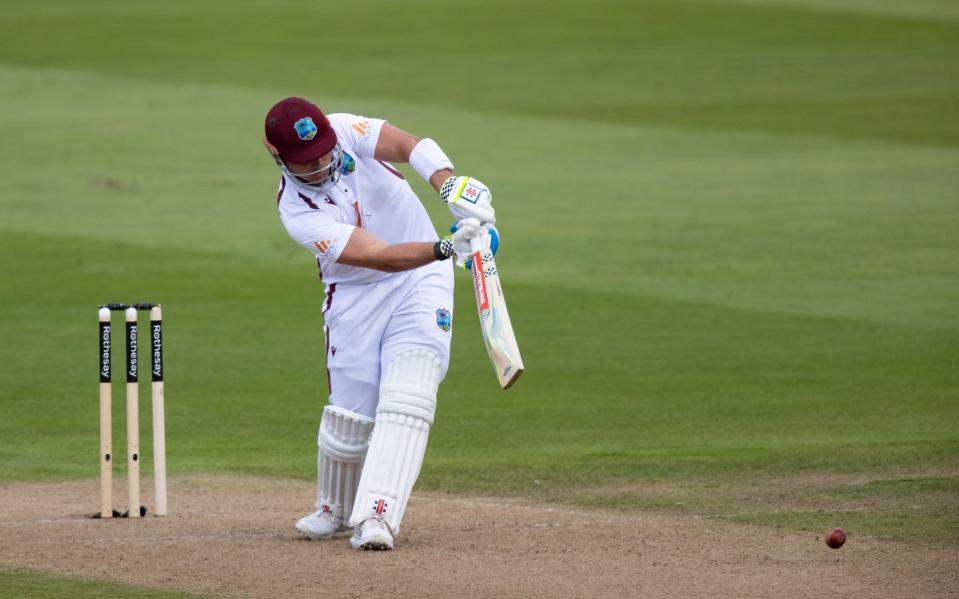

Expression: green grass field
xmin=0 ymin=569 xmax=202 ymax=599
xmin=1 ymin=0 xmax=958 ymax=595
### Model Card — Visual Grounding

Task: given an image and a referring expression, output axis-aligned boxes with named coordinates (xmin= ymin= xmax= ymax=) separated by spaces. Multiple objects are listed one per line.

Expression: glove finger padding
xmin=440 ymin=176 xmax=496 ymax=224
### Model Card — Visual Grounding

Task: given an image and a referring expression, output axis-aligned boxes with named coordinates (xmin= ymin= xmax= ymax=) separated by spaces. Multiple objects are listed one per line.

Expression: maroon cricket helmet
xmin=264 ymin=97 xmax=337 ymax=165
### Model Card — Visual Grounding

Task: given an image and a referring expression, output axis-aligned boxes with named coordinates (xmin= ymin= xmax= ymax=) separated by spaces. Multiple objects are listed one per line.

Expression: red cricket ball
xmin=826 ymin=528 xmax=846 ymax=549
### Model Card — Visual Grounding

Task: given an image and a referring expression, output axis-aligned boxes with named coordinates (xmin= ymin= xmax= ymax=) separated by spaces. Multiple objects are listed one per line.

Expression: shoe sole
xmin=350 ymin=535 xmax=394 ymax=551
xmin=361 ymin=539 xmax=393 ymax=550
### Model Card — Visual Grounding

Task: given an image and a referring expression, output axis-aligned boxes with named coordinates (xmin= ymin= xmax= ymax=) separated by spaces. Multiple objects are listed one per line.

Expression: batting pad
xmin=316 ymin=405 xmax=375 ymax=519
xmin=348 ymin=349 xmax=441 ymax=533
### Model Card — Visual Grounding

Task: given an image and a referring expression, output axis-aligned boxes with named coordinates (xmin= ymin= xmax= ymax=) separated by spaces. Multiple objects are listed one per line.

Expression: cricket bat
xmin=469 ymin=234 xmax=524 ymax=389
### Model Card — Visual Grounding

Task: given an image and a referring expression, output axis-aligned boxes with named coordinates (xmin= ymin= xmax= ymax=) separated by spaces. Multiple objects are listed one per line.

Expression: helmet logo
xmin=338 ymin=152 xmax=356 ymax=175
xmin=293 ymin=117 xmax=317 ymax=141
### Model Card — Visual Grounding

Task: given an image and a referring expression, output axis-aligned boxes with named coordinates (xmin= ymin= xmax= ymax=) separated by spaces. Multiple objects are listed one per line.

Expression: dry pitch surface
xmin=0 ymin=475 xmax=956 ymax=598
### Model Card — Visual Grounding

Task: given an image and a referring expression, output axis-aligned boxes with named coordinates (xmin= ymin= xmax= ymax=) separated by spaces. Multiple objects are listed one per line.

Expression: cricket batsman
xmin=263 ymin=97 xmax=495 ymax=550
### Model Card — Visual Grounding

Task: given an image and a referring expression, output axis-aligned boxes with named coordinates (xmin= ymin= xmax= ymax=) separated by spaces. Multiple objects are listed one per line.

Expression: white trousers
xmin=322 ymin=262 xmax=454 ymax=419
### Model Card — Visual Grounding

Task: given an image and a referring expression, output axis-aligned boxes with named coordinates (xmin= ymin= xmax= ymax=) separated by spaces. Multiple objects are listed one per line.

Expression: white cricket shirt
xmin=276 ymin=113 xmax=441 ymax=285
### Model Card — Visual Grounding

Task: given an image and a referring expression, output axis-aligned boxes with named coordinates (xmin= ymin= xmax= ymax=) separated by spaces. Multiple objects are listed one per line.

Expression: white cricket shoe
xmin=350 ymin=516 xmax=394 ymax=550
xmin=295 ymin=508 xmax=342 ymax=540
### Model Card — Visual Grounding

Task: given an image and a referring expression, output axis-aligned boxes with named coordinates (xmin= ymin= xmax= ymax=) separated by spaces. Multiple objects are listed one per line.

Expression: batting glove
xmin=439 ymin=176 xmax=496 ymax=225
xmin=449 ymin=220 xmax=499 ymax=270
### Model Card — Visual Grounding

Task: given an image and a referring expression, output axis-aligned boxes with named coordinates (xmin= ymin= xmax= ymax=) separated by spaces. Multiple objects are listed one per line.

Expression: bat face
xmin=470 ymin=237 xmax=524 ymax=389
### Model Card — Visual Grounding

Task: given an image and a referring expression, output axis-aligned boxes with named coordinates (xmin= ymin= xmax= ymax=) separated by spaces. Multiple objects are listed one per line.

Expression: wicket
xmin=98 ymin=303 xmax=167 ymax=518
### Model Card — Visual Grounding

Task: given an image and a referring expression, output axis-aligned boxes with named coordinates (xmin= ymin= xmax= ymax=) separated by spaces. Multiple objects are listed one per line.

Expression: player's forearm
xmin=338 ymin=241 xmax=441 ymax=272
xmin=371 ymin=242 xmax=439 ymax=272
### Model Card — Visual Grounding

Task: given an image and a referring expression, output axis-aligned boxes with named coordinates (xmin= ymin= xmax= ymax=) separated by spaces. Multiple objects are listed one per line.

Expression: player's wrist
xmin=429 ymin=169 xmax=454 ymax=192
xmin=433 ymin=239 xmax=454 ymax=261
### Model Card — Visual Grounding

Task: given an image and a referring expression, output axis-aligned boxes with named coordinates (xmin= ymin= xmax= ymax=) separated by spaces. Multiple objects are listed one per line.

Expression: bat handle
xmin=469 ymin=230 xmax=490 ymax=254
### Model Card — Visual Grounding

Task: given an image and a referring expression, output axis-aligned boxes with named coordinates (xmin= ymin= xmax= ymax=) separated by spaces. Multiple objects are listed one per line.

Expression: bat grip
xmin=469 ymin=231 xmax=489 ymax=254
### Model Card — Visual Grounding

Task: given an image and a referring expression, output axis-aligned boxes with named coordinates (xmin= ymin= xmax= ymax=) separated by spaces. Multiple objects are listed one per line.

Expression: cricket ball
xmin=825 ymin=528 xmax=846 ymax=549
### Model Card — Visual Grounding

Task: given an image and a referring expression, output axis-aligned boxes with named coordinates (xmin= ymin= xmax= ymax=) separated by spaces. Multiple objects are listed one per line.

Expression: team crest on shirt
xmin=338 ymin=152 xmax=356 ymax=175
xmin=294 ymin=117 xmax=317 ymax=140
xmin=435 ymin=308 xmax=452 ymax=332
